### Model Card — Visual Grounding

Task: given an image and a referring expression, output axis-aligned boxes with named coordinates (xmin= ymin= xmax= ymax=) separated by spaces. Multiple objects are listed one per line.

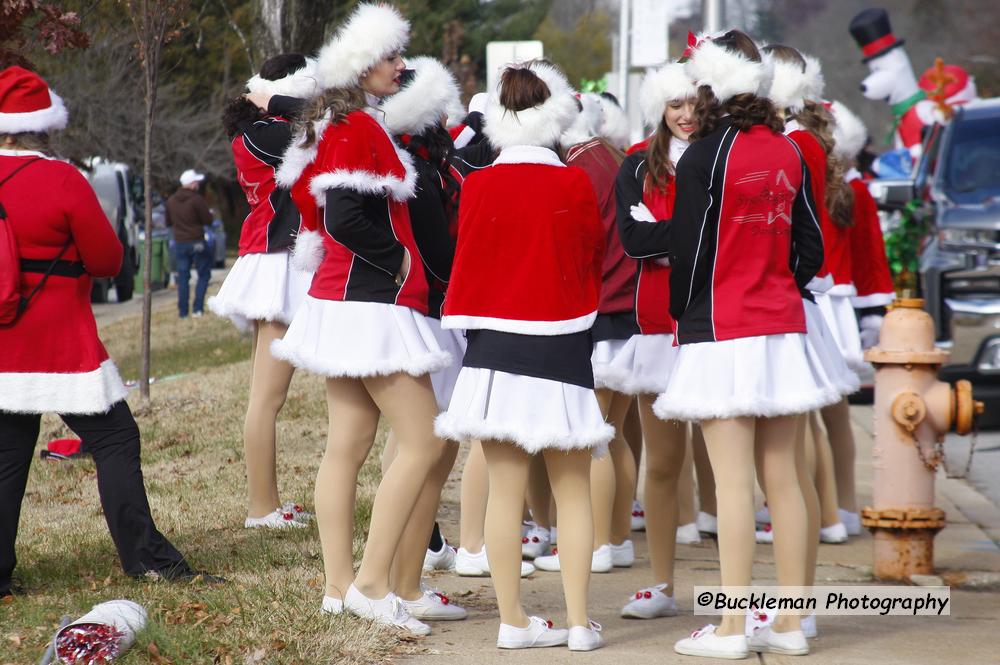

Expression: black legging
xmin=0 ymin=400 xmax=190 ymax=594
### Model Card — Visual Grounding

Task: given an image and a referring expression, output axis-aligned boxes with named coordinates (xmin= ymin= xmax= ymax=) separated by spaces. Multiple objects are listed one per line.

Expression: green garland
xmin=883 ymin=199 xmax=926 ymax=292
xmin=579 ymin=76 xmax=607 ymax=93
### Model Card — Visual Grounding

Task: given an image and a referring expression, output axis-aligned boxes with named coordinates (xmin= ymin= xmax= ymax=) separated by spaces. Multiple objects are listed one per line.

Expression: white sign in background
xmin=630 ymin=0 xmax=669 ymax=68
xmin=485 ymin=41 xmax=545 ymax=95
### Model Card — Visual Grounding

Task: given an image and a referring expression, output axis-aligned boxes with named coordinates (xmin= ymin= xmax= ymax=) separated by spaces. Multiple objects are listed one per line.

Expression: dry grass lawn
xmin=0 ymin=289 xmax=417 ymax=664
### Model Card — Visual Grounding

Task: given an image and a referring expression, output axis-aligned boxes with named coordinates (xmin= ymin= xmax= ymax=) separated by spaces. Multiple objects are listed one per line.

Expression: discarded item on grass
xmin=40 ymin=438 xmax=85 ymax=461
xmin=55 ymin=600 xmax=147 ymax=663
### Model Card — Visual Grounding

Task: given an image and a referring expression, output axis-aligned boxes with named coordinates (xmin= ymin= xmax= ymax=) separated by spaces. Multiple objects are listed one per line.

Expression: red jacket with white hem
xmin=786 ymin=124 xmax=835 ymax=293
xmin=0 ymin=150 xmax=127 ymax=414
xmin=847 ymin=170 xmax=895 ymax=307
xmin=442 ymin=145 xmax=604 ymax=336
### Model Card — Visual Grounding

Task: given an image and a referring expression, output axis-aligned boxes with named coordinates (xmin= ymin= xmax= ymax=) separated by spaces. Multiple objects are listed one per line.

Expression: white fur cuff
xmin=291 ymin=229 xmax=325 ymax=273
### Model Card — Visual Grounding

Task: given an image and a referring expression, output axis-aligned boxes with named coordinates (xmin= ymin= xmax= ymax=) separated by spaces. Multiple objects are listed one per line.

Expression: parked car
xmin=871 ymin=97 xmax=1000 ymax=428
xmin=86 ymin=161 xmax=139 ymax=303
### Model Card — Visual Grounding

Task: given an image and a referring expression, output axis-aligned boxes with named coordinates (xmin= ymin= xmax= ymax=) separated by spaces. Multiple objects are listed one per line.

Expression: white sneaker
xmin=631 ymin=500 xmax=646 ymax=531
xmin=839 ymin=508 xmax=862 ymax=536
xmin=497 ymin=616 xmax=568 ymax=649
xmin=820 ymin=522 xmax=849 ymax=544
xmin=675 ymin=624 xmax=749 ymax=659
xmin=696 ymin=511 xmax=718 ymax=535
xmin=423 ymin=541 xmax=457 ymax=571
xmin=343 ymin=585 xmax=431 ymax=636
xmin=621 ymin=583 xmax=678 ymax=619
xmin=568 ymin=619 xmax=604 ymax=651
xmin=676 ymin=522 xmax=702 ymax=544
xmin=744 ymin=604 xmax=776 ymax=636
xmin=521 ymin=524 xmax=551 ymax=560
xmin=801 ymin=613 xmax=818 ymax=639
xmin=281 ymin=501 xmax=313 ymax=523
xmin=454 ymin=547 xmax=534 ymax=578
xmin=592 ymin=544 xmax=614 ymax=572
xmin=610 ymin=540 xmax=634 ymax=567
xmin=534 ymin=544 xmax=614 ymax=573
xmin=755 ymin=504 xmax=771 ymax=525
xmin=321 ymin=595 xmax=343 ymax=615
xmin=748 ymin=626 xmax=809 ymax=655
xmin=400 ymin=584 xmax=468 ymax=621
xmin=244 ymin=508 xmax=308 ymax=529
xmin=550 ymin=525 xmax=558 ymax=545
xmin=756 ymin=522 xmax=774 ymax=543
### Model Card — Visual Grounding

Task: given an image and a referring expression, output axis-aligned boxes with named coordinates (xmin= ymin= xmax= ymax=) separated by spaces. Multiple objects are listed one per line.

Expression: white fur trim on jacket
xmin=315 ymin=3 xmax=409 ymax=91
xmin=596 ymin=95 xmax=630 ymax=149
xmin=830 ymin=100 xmax=868 ymax=159
xmin=803 ymin=55 xmax=825 ymax=101
xmin=0 ymin=90 xmax=68 ymax=134
xmin=852 ymin=292 xmax=895 ymax=308
xmin=246 ymin=57 xmax=320 ymax=100
xmin=484 ymin=61 xmax=577 ymax=150
xmin=493 ymin=145 xmax=565 ymax=167
xmin=765 ymin=56 xmax=808 ymax=113
xmin=441 ymin=310 xmax=596 ymax=336
xmin=685 ymin=37 xmax=773 ymax=104
xmin=639 ymin=62 xmax=696 ymax=128
xmin=382 ymin=56 xmax=461 ymax=136
xmin=0 ymin=358 xmax=127 ymax=415
xmin=290 ymin=228 xmax=325 ymax=273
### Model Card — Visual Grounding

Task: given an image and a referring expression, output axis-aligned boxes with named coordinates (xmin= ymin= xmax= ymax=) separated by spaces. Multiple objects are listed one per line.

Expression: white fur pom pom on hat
xmin=764 ymin=54 xmax=808 ymax=113
xmin=315 ymin=3 xmax=409 ymax=90
xmin=484 ymin=61 xmax=577 ymax=150
xmin=639 ymin=62 xmax=696 ymax=128
xmin=595 ymin=94 xmax=630 ymax=149
xmin=560 ymin=92 xmax=604 ymax=148
xmin=382 ymin=56 xmax=461 ymax=136
xmin=803 ymin=55 xmax=825 ymax=101
xmin=830 ymin=100 xmax=868 ymax=159
xmin=246 ymin=57 xmax=320 ymax=100
xmin=684 ymin=35 xmax=772 ymax=104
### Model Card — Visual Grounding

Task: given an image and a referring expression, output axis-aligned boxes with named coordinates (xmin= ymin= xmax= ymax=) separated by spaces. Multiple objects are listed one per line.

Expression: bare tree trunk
xmin=140 ymin=58 xmax=155 ymax=400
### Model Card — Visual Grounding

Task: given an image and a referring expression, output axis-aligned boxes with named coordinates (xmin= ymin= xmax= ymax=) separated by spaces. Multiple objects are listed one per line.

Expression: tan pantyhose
xmin=702 ymin=415 xmax=807 ymax=636
xmin=691 ymin=424 xmax=717 ymax=517
xmin=595 ymin=389 xmax=637 ymax=548
xmin=820 ymin=397 xmax=857 ymax=513
xmin=678 ymin=434 xmax=697 ymax=525
xmin=638 ymin=394 xmax=686 ymax=593
xmin=245 ymin=321 xmax=295 ymax=518
xmin=808 ymin=412 xmax=842 ymax=528
xmin=526 ymin=455 xmax=552 ymax=529
xmin=623 ymin=399 xmax=643 ymax=496
xmin=316 ymin=371 xmax=446 ymax=601
xmin=459 ymin=440 xmax=489 ymax=553
xmin=482 ymin=441 xmax=593 ymax=628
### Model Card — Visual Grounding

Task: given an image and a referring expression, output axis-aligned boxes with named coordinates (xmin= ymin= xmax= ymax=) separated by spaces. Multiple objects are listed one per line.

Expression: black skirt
xmin=462 ymin=328 xmax=594 ymax=389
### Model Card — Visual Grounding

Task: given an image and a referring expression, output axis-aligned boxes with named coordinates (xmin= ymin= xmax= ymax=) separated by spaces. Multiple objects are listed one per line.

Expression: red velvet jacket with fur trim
xmin=847 ymin=173 xmax=894 ymax=307
xmin=442 ymin=146 xmax=604 ymax=335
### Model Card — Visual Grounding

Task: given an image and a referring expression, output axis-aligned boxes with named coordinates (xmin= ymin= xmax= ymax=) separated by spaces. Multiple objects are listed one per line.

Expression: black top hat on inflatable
xmin=849 ymin=8 xmax=905 ymax=63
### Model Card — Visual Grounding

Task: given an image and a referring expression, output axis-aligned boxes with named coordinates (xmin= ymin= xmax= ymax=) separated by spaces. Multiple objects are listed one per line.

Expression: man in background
xmin=166 ymin=169 xmax=213 ymax=318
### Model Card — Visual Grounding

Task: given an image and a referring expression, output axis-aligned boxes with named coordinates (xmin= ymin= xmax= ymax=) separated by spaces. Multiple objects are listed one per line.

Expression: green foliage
xmin=532 ymin=10 xmax=612 ymax=93
xmin=580 ymin=76 xmax=607 ymax=93
xmin=883 ymin=200 xmax=927 ymax=292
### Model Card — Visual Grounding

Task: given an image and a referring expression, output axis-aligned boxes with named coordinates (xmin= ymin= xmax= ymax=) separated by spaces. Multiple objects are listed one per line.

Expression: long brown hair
xmin=646 ymin=119 xmax=676 ymax=190
xmin=296 ymin=86 xmax=367 ymax=148
xmin=692 ymin=31 xmax=783 ymax=139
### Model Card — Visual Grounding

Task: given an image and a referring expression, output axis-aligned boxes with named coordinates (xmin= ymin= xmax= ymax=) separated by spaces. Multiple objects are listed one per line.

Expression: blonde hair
xmin=296 ymin=86 xmax=367 ymax=148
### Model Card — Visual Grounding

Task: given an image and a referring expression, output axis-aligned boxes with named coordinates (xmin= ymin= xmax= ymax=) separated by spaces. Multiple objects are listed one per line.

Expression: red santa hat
xmin=684 ymin=33 xmax=773 ymax=104
xmin=246 ymin=57 xmax=320 ymax=99
xmin=381 ymin=56 xmax=461 ymax=136
xmin=484 ymin=60 xmax=577 ymax=150
xmin=315 ymin=3 xmax=409 ymax=90
xmin=0 ymin=66 xmax=68 ymax=134
xmin=639 ymin=62 xmax=696 ymax=128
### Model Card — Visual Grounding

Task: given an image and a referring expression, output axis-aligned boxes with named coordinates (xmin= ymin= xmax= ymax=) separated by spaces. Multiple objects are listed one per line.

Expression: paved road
xmin=945 ymin=430 xmax=1000 ymax=513
xmin=91 ymin=267 xmax=228 ymax=326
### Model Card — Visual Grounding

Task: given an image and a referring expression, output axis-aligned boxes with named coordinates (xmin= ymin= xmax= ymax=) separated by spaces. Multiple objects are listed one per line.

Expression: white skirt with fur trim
xmin=435 ymin=368 xmax=614 ymax=454
xmin=0 ymin=359 xmax=128 ymax=415
xmin=652 ymin=333 xmax=843 ymax=422
xmin=270 ymin=297 xmax=453 ymax=378
xmin=592 ymin=333 xmax=678 ymax=395
xmin=207 ymin=252 xmax=312 ymax=333
xmin=426 ymin=317 xmax=467 ymax=411
xmin=814 ymin=292 xmax=865 ymax=371
xmin=804 ymin=298 xmax=860 ymax=397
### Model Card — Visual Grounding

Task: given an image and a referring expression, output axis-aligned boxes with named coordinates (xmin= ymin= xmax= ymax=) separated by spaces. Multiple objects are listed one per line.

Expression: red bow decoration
xmin=681 ymin=31 xmax=705 ymax=61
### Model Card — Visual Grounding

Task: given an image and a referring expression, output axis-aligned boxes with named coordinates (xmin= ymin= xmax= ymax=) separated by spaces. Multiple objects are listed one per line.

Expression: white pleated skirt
xmin=652 ymin=332 xmax=843 ymax=422
xmin=435 ymin=368 xmax=614 ymax=455
xmin=814 ymin=292 xmax=864 ymax=371
xmin=592 ymin=333 xmax=678 ymax=395
xmin=207 ymin=252 xmax=312 ymax=333
xmin=426 ymin=317 xmax=467 ymax=411
xmin=270 ymin=297 xmax=453 ymax=378
xmin=803 ymin=298 xmax=860 ymax=397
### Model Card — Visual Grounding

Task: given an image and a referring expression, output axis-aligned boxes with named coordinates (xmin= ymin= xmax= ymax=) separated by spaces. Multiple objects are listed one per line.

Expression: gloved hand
xmin=630 ymin=202 xmax=657 ymax=223
xmin=468 ymin=92 xmax=489 ymax=115
xmin=859 ymin=314 xmax=883 ymax=349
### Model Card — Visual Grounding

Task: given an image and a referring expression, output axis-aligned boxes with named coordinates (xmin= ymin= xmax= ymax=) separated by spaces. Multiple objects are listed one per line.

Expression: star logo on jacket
xmin=768 ymin=168 xmax=796 ymax=226
xmin=238 ymin=170 xmax=262 ymax=206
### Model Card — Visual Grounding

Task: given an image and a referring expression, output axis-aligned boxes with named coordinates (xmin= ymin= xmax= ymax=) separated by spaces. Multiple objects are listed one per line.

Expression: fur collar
xmin=493 ymin=145 xmax=564 ymax=167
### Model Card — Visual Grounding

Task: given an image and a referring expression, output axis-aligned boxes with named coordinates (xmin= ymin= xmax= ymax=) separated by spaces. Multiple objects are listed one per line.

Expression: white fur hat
xmin=763 ymin=53 xmax=808 ymax=113
xmin=560 ymin=92 xmax=603 ymax=148
xmin=595 ymin=93 xmax=630 ymax=149
xmin=246 ymin=57 xmax=319 ymax=99
xmin=830 ymin=100 xmax=868 ymax=158
xmin=803 ymin=55 xmax=825 ymax=101
xmin=315 ymin=3 xmax=409 ymax=90
xmin=639 ymin=62 xmax=696 ymax=128
xmin=382 ymin=56 xmax=461 ymax=136
xmin=684 ymin=33 xmax=773 ymax=104
xmin=484 ymin=61 xmax=577 ymax=150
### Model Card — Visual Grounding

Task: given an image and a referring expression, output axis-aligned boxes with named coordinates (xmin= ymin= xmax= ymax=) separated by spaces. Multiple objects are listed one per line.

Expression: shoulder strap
xmin=0 ymin=157 xmax=42 ymax=189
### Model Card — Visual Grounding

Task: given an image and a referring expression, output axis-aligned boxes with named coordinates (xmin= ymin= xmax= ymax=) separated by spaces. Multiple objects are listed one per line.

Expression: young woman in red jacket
xmin=646 ymin=32 xmax=839 ymax=658
xmin=270 ymin=4 xmax=452 ymax=636
xmin=0 ymin=67 xmax=212 ymax=597
xmin=606 ymin=61 xmax=697 ymax=620
xmin=435 ymin=61 xmax=611 ymax=651
xmin=214 ymin=54 xmax=318 ymax=530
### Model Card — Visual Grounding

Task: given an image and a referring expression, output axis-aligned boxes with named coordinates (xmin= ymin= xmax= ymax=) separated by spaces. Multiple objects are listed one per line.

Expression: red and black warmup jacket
xmin=566 ymin=139 xmax=638 ymax=336
xmin=614 ymin=152 xmax=680 ymax=336
xmin=664 ymin=117 xmax=824 ymax=344
xmin=846 ymin=172 xmax=894 ymax=308
xmin=288 ymin=110 xmax=430 ymax=313
xmin=232 ymin=95 xmax=304 ymax=255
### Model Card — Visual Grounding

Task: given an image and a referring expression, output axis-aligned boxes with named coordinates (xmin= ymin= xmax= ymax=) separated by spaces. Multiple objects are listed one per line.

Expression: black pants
xmin=0 ymin=401 xmax=190 ymax=594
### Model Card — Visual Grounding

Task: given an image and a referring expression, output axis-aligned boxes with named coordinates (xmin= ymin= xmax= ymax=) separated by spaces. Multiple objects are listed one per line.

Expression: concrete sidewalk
xmin=401 ymin=405 xmax=1000 ymax=664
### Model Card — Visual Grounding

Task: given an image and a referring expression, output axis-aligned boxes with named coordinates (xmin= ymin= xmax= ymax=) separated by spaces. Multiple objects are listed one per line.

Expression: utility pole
xmin=704 ymin=0 xmax=725 ymax=33
xmin=618 ymin=0 xmax=630 ymax=104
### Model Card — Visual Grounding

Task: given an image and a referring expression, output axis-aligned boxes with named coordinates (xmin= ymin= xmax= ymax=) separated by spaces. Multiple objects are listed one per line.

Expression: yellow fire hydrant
xmin=862 ymin=298 xmax=983 ymax=580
